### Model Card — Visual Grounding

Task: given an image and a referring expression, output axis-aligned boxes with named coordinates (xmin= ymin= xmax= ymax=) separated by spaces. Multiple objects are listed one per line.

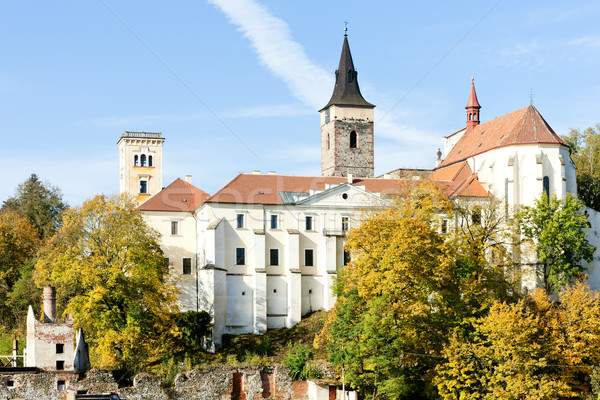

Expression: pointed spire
xmin=465 ymin=76 xmax=481 ymax=134
xmin=320 ymin=31 xmax=374 ymax=111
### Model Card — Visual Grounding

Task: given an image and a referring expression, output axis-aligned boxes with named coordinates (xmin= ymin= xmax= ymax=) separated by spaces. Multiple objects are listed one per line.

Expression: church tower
xmin=465 ymin=77 xmax=481 ymax=135
xmin=118 ymin=131 xmax=164 ymax=204
xmin=320 ymin=30 xmax=375 ymax=178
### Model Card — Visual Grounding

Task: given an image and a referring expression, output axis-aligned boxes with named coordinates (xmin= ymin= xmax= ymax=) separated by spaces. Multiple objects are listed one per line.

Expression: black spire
xmin=320 ymin=33 xmax=375 ymax=111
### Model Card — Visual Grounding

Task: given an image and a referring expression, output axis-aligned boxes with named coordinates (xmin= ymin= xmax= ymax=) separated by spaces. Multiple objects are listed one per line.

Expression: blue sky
xmin=1 ymin=0 xmax=599 ymax=206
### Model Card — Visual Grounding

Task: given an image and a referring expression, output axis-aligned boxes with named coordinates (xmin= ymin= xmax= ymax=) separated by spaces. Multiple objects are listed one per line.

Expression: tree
xmin=0 ymin=212 xmax=40 ymax=326
xmin=315 ymin=183 xmax=519 ymax=399
xmin=519 ymin=193 xmax=595 ymax=292
xmin=562 ymin=125 xmax=600 ymax=210
xmin=436 ymin=282 xmax=600 ymax=399
xmin=2 ymin=173 xmax=67 ymax=240
xmin=34 ymin=194 xmax=181 ymax=371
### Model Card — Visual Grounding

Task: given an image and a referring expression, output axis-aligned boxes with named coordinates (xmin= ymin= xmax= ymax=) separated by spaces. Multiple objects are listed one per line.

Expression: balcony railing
xmin=322 ymin=228 xmax=347 ymax=236
xmin=121 ymin=131 xmax=163 ymax=139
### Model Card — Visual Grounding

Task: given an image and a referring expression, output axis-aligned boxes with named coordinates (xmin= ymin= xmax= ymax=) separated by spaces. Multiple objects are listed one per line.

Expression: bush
xmin=284 ymin=344 xmax=313 ymax=380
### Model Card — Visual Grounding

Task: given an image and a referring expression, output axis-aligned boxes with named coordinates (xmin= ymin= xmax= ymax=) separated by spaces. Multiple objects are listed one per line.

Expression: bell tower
xmin=465 ymin=77 xmax=481 ymax=135
xmin=118 ymin=131 xmax=164 ymax=204
xmin=320 ymin=29 xmax=375 ymax=178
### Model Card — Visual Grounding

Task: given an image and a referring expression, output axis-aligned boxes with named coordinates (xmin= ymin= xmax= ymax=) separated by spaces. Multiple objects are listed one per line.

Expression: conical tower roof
xmin=466 ymin=77 xmax=481 ymax=109
xmin=320 ymin=33 xmax=374 ymax=111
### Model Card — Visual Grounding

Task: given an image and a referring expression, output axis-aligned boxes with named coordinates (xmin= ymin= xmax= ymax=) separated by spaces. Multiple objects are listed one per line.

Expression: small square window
xmin=57 ymin=379 xmax=65 ymax=390
xmin=305 ymin=249 xmax=314 ymax=267
xmin=236 ymin=248 xmax=245 ymax=265
xmin=270 ymin=249 xmax=279 ymax=266
xmin=305 ymin=216 xmax=313 ymax=231
xmin=171 ymin=221 xmax=178 ymax=235
xmin=6 ymin=380 xmax=14 ymax=388
xmin=56 ymin=361 xmax=64 ymax=371
xmin=56 ymin=343 xmax=64 ymax=354
xmin=236 ymin=214 xmax=244 ymax=229
xmin=139 ymin=180 xmax=148 ymax=194
xmin=270 ymin=214 xmax=278 ymax=229
xmin=183 ymin=258 xmax=192 ymax=275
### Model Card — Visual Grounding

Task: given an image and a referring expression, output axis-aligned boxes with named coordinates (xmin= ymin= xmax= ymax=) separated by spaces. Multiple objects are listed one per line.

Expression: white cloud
xmin=208 ymin=0 xmax=332 ymax=109
xmin=568 ymin=36 xmax=600 ymax=49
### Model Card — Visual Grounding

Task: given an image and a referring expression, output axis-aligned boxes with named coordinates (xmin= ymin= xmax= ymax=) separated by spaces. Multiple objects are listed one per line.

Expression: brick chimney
xmin=43 ymin=286 xmax=57 ymax=323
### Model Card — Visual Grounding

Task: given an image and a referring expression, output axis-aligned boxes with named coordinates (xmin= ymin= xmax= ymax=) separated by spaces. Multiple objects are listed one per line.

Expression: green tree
xmin=562 ymin=125 xmax=600 ymax=210
xmin=2 ymin=173 xmax=67 ymax=240
xmin=315 ymin=184 xmax=518 ymax=399
xmin=34 ymin=194 xmax=181 ymax=371
xmin=519 ymin=193 xmax=595 ymax=292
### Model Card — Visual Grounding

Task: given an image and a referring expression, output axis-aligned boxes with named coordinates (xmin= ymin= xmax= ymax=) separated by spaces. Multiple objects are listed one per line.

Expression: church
xmin=117 ymin=32 xmax=600 ymax=347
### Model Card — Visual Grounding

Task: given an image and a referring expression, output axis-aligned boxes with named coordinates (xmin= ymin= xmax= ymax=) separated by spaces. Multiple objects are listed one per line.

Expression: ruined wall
xmin=0 ymin=365 xmax=337 ymax=400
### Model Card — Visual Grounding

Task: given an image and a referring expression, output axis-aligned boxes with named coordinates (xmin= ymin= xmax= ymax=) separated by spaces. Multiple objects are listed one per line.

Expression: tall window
xmin=269 ymin=249 xmax=279 ymax=266
xmin=140 ymin=154 xmax=147 ymax=167
xmin=134 ymin=155 xmax=139 ymax=166
xmin=236 ymin=248 xmax=245 ymax=265
xmin=342 ymin=216 xmax=349 ymax=232
xmin=343 ymin=250 xmax=351 ymax=266
xmin=349 ymin=131 xmax=357 ymax=148
xmin=305 ymin=249 xmax=314 ymax=267
xmin=270 ymin=214 xmax=278 ymax=229
xmin=139 ymin=180 xmax=147 ymax=194
xmin=543 ymin=176 xmax=550 ymax=202
xmin=236 ymin=214 xmax=244 ymax=229
xmin=171 ymin=221 xmax=178 ymax=235
xmin=441 ymin=219 xmax=448 ymax=234
xmin=305 ymin=216 xmax=313 ymax=231
xmin=148 ymin=155 xmax=153 ymax=167
xmin=183 ymin=258 xmax=192 ymax=275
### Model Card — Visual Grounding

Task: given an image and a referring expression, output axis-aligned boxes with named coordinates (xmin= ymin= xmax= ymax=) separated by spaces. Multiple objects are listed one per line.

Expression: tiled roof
xmin=138 ymin=178 xmax=210 ymax=212
xmin=428 ymin=161 xmax=489 ymax=199
xmin=438 ymin=105 xmax=565 ymax=168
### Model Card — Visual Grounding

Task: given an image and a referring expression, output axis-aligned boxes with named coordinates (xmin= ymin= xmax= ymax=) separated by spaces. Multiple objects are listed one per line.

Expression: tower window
xmin=183 ymin=258 xmax=192 ymax=275
xmin=325 ymin=109 xmax=330 ymax=124
xmin=56 ymin=344 xmax=64 ymax=354
xmin=236 ymin=248 xmax=246 ymax=265
xmin=148 ymin=155 xmax=153 ymax=167
xmin=350 ymin=131 xmax=357 ymax=149
xmin=139 ymin=180 xmax=147 ymax=194
xmin=543 ymin=176 xmax=550 ymax=202
xmin=140 ymin=154 xmax=147 ymax=167
xmin=56 ymin=361 xmax=64 ymax=371
xmin=269 ymin=249 xmax=279 ymax=266
xmin=134 ymin=155 xmax=139 ymax=166
xmin=305 ymin=249 xmax=314 ymax=267
xmin=327 ymin=134 xmax=330 ymax=150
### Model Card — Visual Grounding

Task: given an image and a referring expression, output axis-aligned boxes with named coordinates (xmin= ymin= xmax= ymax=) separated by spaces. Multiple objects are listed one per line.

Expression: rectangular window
xmin=269 ymin=249 xmax=279 ymax=265
xmin=343 ymin=249 xmax=351 ymax=266
xmin=305 ymin=216 xmax=313 ymax=231
xmin=56 ymin=344 xmax=64 ymax=354
xmin=139 ymin=180 xmax=147 ymax=194
xmin=441 ymin=219 xmax=448 ymax=234
xmin=171 ymin=221 xmax=178 ymax=235
xmin=270 ymin=214 xmax=278 ymax=229
xmin=56 ymin=361 xmax=64 ymax=371
xmin=342 ymin=216 xmax=349 ymax=232
xmin=57 ymin=379 xmax=65 ymax=390
xmin=236 ymin=214 xmax=244 ymax=229
xmin=305 ymin=249 xmax=314 ymax=267
xmin=236 ymin=248 xmax=245 ymax=265
xmin=182 ymin=258 xmax=192 ymax=275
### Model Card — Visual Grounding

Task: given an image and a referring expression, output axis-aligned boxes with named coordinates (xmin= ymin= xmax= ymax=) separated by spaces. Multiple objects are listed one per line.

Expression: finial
xmin=344 ymin=19 xmax=348 ymax=36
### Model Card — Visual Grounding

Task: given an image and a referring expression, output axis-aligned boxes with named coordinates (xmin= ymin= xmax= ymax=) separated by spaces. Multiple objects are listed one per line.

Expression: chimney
xmin=268 ymin=171 xmax=276 ymax=175
xmin=185 ymin=175 xmax=192 ymax=184
xmin=43 ymin=286 xmax=57 ymax=323
xmin=252 ymin=170 xmax=261 ymax=175
xmin=347 ymin=173 xmax=353 ymax=183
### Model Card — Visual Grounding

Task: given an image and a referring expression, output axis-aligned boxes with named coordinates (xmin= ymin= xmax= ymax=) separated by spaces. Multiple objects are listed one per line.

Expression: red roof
xmin=429 ymin=161 xmax=489 ymax=199
xmin=138 ymin=178 xmax=210 ymax=212
xmin=438 ymin=105 xmax=565 ymax=168
xmin=466 ymin=79 xmax=481 ymax=108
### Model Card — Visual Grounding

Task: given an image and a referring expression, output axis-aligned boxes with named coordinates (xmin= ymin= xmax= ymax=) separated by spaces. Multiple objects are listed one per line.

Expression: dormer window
xmin=350 ymin=131 xmax=357 ymax=149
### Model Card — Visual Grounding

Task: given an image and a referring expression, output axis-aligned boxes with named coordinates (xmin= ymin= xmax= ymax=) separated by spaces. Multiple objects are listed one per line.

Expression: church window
xmin=305 ymin=249 xmax=314 ymax=266
xmin=134 ymin=155 xmax=139 ymax=166
xmin=270 ymin=214 xmax=278 ymax=229
xmin=236 ymin=214 xmax=245 ymax=229
xmin=140 ymin=154 xmax=147 ymax=167
xmin=236 ymin=248 xmax=245 ymax=265
xmin=543 ymin=176 xmax=550 ymax=202
xmin=269 ymin=249 xmax=279 ymax=266
xmin=343 ymin=249 xmax=351 ymax=266
xmin=350 ymin=131 xmax=357 ymax=148
xmin=327 ymin=134 xmax=330 ymax=150
xmin=139 ymin=180 xmax=147 ymax=194
xmin=182 ymin=258 xmax=192 ymax=274
xmin=148 ymin=155 xmax=153 ymax=167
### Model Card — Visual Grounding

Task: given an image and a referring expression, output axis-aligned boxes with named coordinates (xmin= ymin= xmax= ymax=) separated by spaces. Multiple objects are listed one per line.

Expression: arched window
xmin=140 ymin=154 xmax=147 ymax=167
xmin=543 ymin=176 xmax=550 ymax=202
xmin=350 ymin=131 xmax=357 ymax=149
xmin=134 ymin=155 xmax=139 ymax=166
xmin=148 ymin=155 xmax=153 ymax=167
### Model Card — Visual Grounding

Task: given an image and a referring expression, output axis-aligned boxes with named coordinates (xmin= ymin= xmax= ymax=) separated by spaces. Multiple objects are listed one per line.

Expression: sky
xmin=1 ymin=0 xmax=600 ymax=206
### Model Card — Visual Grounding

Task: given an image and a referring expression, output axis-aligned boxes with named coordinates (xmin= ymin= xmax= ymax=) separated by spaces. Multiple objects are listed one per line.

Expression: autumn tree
xmin=315 ymin=183 xmax=519 ymax=399
xmin=34 ymin=194 xmax=181 ymax=371
xmin=562 ymin=125 xmax=600 ymax=210
xmin=519 ymin=193 xmax=595 ymax=292
xmin=0 ymin=212 xmax=41 ymax=326
xmin=2 ymin=173 xmax=67 ymax=240
xmin=436 ymin=282 xmax=600 ymax=399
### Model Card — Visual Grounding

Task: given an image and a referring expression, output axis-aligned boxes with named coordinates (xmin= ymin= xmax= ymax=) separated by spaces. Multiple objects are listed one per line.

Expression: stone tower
xmin=465 ymin=77 xmax=481 ymax=135
xmin=320 ymin=30 xmax=375 ymax=178
xmin=118 ymin=131 xmax=164 ymax=204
